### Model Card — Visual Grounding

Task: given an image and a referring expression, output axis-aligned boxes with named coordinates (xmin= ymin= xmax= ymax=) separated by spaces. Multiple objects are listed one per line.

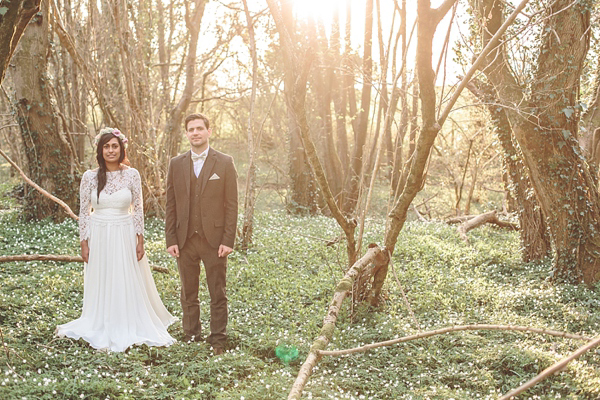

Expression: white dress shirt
xmin=191 ymin=147 xmax=209 ymax=178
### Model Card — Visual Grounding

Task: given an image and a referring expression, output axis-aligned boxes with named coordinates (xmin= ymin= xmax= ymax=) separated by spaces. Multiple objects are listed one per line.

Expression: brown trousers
xmin=177 ymin=233 xmax=227 ymax=347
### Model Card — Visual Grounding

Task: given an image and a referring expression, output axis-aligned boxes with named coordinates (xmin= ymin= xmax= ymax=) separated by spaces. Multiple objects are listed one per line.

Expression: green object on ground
xmin=275 ymin=344 xmax=299 ymax=364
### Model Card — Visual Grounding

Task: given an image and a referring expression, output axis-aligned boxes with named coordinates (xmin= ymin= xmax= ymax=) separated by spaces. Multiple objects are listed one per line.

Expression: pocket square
xmin=209 ymin=173 xmax=220 ymax=180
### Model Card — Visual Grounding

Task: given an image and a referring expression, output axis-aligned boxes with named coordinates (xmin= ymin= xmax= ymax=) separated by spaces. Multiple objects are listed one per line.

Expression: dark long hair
xmin=95 ymin=131 xmax=127 ymax=202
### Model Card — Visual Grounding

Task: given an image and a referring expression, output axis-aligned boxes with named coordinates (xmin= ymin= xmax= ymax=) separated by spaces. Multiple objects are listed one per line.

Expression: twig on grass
xmin=0 ymin=254 xmax=170 ymax=273
xmin=317 ymin=324 xmax=592 ymax=356
xmin=499 ymin=335 xmax=600 ymax=399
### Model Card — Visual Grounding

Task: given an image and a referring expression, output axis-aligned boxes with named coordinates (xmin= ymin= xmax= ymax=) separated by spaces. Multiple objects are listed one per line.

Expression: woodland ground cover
xmin=1 ymin=193 xmax=600 ymax=398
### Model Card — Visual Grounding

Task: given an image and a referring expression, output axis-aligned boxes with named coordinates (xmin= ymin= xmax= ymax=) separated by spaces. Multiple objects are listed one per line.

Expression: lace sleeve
xmin=130 ymin=168 xmax=144 ymax=236
xmin=78 ymin=170 xmax=94 ymax=241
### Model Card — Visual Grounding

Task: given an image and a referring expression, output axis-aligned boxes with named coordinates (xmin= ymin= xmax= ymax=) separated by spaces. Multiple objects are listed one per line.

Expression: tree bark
xmin=466 ymin=78 xmax=551 ymax=262
xmin=477 ymin=0 xmax=599 ymax=282
xmin=240 ymin=0 xmax=259 ymax=250
xmin=10 ymin=2 xmax=78 ymax=221
xmin=0 ymin=0 xmax=41 ymax=85
xmin=342 ymin=0 xmax=374 ymax=215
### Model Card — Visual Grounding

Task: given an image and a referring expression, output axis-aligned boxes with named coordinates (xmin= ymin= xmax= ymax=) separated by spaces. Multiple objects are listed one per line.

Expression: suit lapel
xmin=182 ymin=150 xmax=191 ymax=197
xmin=200 ymin=148 xmax=217 ymax=195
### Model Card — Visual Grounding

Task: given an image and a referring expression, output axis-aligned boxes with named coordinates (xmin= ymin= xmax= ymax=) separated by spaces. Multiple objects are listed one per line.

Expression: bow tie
xmin=191 ymin=152 xmax=207 ymax=162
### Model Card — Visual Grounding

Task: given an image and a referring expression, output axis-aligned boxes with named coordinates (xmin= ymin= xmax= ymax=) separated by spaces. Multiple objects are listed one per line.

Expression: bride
xmin=56 ymin=128 xmax=176 ymax=352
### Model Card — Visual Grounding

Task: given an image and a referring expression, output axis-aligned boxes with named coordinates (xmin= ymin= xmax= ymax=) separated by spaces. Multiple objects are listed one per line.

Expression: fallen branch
xmin=456 ymin=210 xmax=519 ymax=242
xmin=411 ymin=204 xmax=428 ymax=222
xmin=0 ymin=254 xmax=169 ymax=273
xmin=446 ymin=215 xmax=477 ymax=224
xmin=288 ymin=244 xmax=387 ymax=400
xmin=500 ymin=335 xmax=600 ymax=399
xmin=0 ymin=148 xmax=78 ymax=220
xmin=317 ymin=324 xmax=592 ymax=357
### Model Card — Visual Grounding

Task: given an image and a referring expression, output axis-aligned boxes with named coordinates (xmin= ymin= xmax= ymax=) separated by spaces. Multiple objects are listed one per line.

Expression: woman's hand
xmin=80 ymin=240 xmax=89 ymax=263
xmin=136 ymin=234 xmax=145 ymax=261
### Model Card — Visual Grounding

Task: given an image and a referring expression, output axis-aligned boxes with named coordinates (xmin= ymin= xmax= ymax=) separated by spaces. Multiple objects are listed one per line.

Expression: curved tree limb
xmin=317 ymin=324 xmax=592 ymax=356
xmin=0 ymin=148 xmax=78 ymax=220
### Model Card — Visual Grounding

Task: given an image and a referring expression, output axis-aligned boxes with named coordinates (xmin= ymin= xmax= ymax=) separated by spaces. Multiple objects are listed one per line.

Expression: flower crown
xmin=93 ymin=128 xmax=128 ymax=148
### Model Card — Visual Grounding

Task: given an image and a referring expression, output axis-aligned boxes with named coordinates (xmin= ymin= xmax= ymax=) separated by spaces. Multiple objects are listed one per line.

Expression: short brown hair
xmin=184 ymin=113 xmax=210 ymax=130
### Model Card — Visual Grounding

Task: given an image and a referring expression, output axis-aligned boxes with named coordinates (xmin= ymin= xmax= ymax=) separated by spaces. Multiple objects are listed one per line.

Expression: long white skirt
xmin=57 ymin=213 xmax=177 ymax=352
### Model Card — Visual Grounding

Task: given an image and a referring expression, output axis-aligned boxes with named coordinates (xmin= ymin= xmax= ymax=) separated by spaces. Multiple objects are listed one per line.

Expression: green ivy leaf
xmin=562 ymin=107 xmax=574 ymax=118
xmin=0 ymin=7 xmax=8 ymax=16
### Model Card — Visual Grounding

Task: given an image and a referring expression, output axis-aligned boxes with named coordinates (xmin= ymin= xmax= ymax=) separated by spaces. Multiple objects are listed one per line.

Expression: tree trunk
xmin=240 ymin=0 xmax=259 ymax=250
xmin=267 ymin=0 xmax=358 ymax=264
xmin=342 ymin=0 xmax=374 ymax=215
xmin=10 ymin=2 xmax=78 ymax=221
xmin=465 ymin=78 xmax=551 ymax=262
xmin=0 ymin=0 xmax=41 ymax=85
xmin=478 ymin=0 xmax=599 ymax=282
xmin=313 ymin=22 xmax=344 ymax=202
xmin=162 ymin=0 xmax=206 ymax=161
xmin=286 ymin=108 xmax=319 ymax=215
xmin=330 ymin=6 xmax=349 ymax=176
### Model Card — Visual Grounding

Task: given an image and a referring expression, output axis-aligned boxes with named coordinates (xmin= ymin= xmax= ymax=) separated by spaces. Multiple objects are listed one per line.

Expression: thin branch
xmin=500 ymin=335 xmax=600 ymax=399
xmin=318 ymin=324 xmax=592 ymax=356
xmin=0 ymin=148 xmax=78 ymax=220
xmin=437 ymin=0 xmax=531 ymax=127
xmin=0 ymin=254 xmax=170 ymax=273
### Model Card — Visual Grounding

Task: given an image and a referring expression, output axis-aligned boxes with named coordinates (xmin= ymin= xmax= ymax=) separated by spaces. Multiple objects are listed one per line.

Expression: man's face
xmin=186 ymin=118 xmax=211 ymax=152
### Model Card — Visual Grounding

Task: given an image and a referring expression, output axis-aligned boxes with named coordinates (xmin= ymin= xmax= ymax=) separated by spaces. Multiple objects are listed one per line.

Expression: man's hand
xmin=218 ymin=244 xmax=233 ymax=258
xmin=80 ymin=240 xmax=89 ymax=263
xmin=167 ymin=244 xmax=180 ymax=258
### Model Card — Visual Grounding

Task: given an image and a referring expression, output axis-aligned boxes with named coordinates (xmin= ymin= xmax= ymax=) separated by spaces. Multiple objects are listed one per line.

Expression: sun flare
xmin=290 ymin=0 xmax=348 ymax=22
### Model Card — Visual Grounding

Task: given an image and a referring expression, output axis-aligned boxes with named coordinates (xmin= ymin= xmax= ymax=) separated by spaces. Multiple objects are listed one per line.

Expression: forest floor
xmin=1 ymin=190 xmax=600 ymax=399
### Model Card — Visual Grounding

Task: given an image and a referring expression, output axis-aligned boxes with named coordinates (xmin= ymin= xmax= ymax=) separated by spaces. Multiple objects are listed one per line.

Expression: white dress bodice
xmin=79 ymin=167 xmax=144 ymax=241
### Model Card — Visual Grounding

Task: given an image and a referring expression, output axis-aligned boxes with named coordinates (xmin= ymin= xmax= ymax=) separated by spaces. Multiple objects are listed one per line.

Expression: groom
xmin=165 ymin=113 xmax=238 ymax=355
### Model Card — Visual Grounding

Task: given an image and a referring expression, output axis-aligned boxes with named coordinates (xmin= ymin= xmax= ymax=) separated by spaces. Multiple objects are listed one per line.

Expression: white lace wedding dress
xmin=56 ymin=167 xmax=177 ymax=352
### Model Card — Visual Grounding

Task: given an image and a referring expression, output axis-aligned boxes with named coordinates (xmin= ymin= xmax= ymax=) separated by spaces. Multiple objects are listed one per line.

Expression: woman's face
xmin=102 ymin=137 xmax=121 ymax=164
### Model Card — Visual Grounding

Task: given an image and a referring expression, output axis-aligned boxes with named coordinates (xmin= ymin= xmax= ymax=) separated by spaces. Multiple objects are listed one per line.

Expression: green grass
xmin=2 ymin=208 xmax=600 ymax=399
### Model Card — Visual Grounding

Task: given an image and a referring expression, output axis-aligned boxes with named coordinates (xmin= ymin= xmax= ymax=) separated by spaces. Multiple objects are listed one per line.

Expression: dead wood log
xmin=446 ymin=215 xmax=477 ymax=224
xmin=456 ymin=210 xmax=519 ymax=242
xmin=288 ymin=244 xmax=388 ymax=400
xmin=0 ymin=254 xmax=169 ymax=273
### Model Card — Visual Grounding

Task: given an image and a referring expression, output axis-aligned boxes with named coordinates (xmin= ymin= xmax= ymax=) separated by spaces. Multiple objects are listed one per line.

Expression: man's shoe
xmin=183 ymin=334 xmax=202 ymax=343
xmin=212 ymin=347 xmax=224 ymax=356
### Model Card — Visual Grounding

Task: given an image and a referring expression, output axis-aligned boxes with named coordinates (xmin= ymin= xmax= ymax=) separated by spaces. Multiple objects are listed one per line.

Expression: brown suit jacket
xmin=165 ymin=148 xmax=238 ymax=250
